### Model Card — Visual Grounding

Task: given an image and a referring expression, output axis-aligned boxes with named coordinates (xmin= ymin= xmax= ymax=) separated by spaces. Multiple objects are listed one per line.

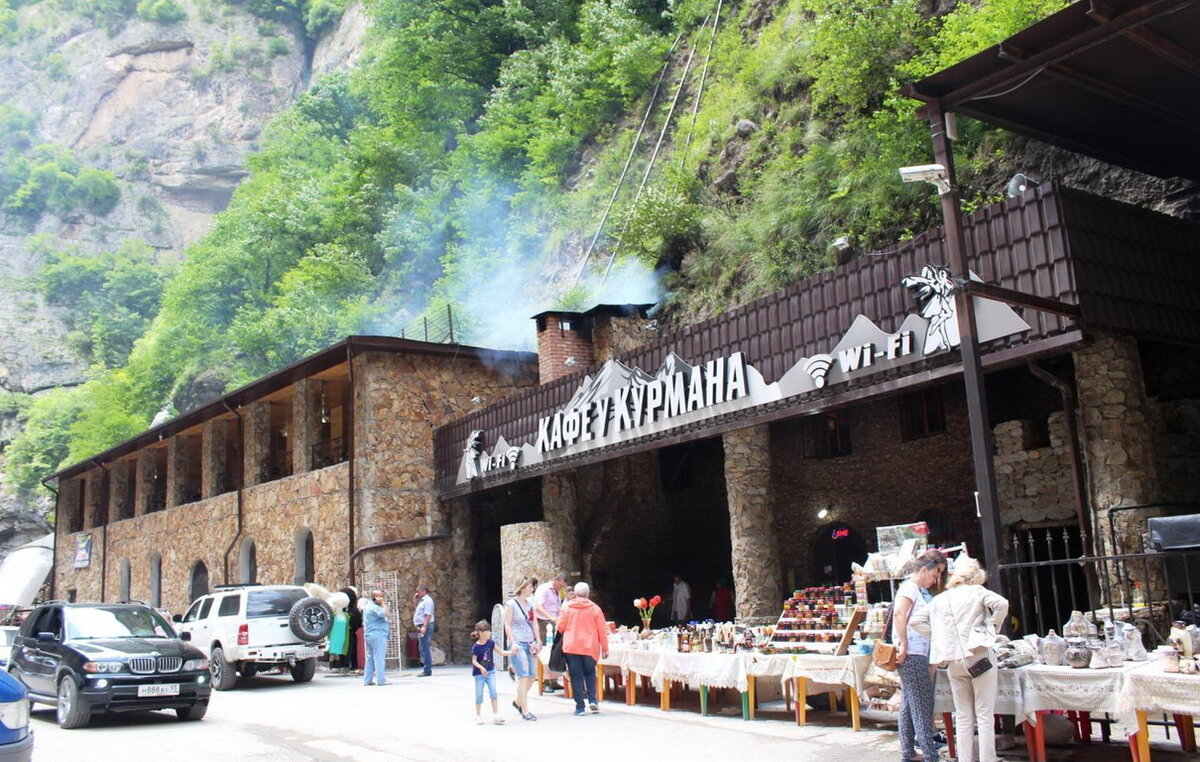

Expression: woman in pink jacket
xmin=555 ymin=582 xmax=609 ymax=716
xmin=911 ymin=556 xmax=1009 ymax=762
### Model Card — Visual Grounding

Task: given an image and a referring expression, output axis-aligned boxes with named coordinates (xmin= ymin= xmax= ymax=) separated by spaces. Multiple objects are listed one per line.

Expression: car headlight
xmin=0 ymin=698 xmax=29 ymax=733
xmin=183 ymin=658 xmax=209 ymax=672
xmin=83 ymin=661 xmax=124 ymax=673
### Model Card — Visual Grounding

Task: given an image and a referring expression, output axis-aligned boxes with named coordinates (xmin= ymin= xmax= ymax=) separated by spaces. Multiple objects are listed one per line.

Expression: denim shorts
xmin=474 ymin=672 xmax=497 ymax=703
xmin=511 ymin=642 xmax=535 ymax=678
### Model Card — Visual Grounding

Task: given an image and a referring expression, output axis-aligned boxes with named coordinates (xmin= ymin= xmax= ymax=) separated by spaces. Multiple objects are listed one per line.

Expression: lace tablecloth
xmin=744 ymin=653 xmax=797 ymax=690
xmin=652 ymin=651 xmax=748 ymax=692
xmin=933 ymin=667 xmax=1024 ymax=717
xmin=1119 ymin=661 xmax=1200 ymax=716
xmin=1020 ymin=663 xmax=1140 ymax=723
xmin=606 ymin=647 xmax=663 ymax=680
xmin=784 ymin=653 xmax=873 ymax=694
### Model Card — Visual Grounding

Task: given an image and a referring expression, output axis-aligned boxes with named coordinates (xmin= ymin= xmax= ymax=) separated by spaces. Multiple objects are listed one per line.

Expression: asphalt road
xmin=29 ymin=665 xmax=906 ymax=761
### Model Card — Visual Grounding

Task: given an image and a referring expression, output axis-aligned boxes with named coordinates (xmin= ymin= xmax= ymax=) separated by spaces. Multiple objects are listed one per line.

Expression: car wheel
xmin=176 ymin=701 xmax=208 ymax=721
xmin=56 ymin=676 xmax=92 ymax=729
xmin=290 ymin=658 xmax=316 ymax=683
xmin=288 ymin=597 xmax=333 ymax=642
xmin=210 ymin=646 xmax=238 ymax=691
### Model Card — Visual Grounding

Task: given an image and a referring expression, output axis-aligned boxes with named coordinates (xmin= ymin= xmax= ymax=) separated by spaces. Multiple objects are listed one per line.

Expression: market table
xmin=1119 ymin=661 xmax=1200 ymax=762
xmin=652 ymin=650 xmax=748 ymax=714
xmin=781 ymin=653 xmax=872 ymax=730
xmin=1020 ymin=662 xmax=1143 ymax=762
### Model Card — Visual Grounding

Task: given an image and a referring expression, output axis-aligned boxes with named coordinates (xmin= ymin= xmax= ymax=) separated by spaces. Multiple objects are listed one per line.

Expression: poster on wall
xmin=73 ymin=533 xmax=92 ymax=568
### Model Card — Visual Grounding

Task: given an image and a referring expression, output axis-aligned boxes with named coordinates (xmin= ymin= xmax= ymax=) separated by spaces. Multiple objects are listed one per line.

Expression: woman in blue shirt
xmin=362 ymin=590 xmax=391 ymax=687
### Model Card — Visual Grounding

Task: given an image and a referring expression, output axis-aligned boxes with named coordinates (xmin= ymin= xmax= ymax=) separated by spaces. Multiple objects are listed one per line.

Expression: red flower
xmin=649 ymin=595 xmax=662 ymax=607
xmin=635 ymin=598 xmax=647 ymax=610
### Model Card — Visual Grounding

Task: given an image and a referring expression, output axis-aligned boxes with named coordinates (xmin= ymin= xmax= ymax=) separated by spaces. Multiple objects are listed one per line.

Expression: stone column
xmin=291 ymin=378 xmax=321 ymax=475
xmin=1074 ymin=335 xmax=1162 ymax=598
xmin=109 ymin=460 xmax=132 ymax=521
xmin=201 ymin=418 xmax=229 ymax=499
xmin=447 ymin=496 xmax=477 ymax=662
xmin=723 ymin=424 xmax=783 ymax=619
xmin=134 ymin=449 xmax=156 ymax=517
xmin=242 ymin=401 xmax=271 ymax=487
xmin=83 ymin=469 xmax=105 ymax=530
xmin=499 ymin=474 xmax=581 ymax=594
xmin=166 ymin=436 xmax=186 ymax=509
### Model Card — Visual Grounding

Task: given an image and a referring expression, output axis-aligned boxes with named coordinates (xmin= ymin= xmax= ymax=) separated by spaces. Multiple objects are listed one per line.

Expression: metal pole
xmin=926 ymin=103 xmax=1006 ymax=596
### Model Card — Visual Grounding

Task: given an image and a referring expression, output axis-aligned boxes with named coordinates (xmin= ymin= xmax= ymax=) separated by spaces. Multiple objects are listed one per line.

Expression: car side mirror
xmin=36 ymin=632 xmax=57 ymax=643
xmin=172 ymin=614 xmax=183 ymax=623
xmin=179 ymin=631 xmax=191 ymax=641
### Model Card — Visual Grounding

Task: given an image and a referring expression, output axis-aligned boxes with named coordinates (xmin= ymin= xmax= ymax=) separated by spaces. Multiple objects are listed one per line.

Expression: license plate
xmin=296 ymin=648 xmax=320 ymax=659
xmin=137 ymin=683 xmax=180 ymax=697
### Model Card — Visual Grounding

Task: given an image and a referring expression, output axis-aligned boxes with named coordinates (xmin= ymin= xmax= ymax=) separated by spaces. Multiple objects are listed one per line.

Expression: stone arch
xmin=119 ymin=558 xmax=131 ymax=601
xmin=293 ymin=527 xmax=314 ymax=585
xmin=239 ymin=536 xmax=258 ymax=585
xmin=150 ymin=553 xmax=162 ymax=607
xmin=189 ymin=560 xmax=209 ymax=602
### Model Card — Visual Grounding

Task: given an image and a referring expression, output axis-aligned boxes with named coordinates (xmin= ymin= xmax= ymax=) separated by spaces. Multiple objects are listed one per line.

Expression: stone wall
xmin=352 ymin=350 xmax=538 ymax=662
xmin=994 ymin=412 xmax=1077 ymax=527
xmin=55 ymin=463 xmax=350 ymax=615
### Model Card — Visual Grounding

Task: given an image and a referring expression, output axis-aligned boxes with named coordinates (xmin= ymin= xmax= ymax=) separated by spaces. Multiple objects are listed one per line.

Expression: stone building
xmin=50 ymin=337 xmax=538 ymax=661
xmin=48 ymin=189 xmax=1200 ymax=661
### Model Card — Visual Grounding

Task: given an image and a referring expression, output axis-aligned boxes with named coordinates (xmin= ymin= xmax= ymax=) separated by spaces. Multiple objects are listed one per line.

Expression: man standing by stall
xmin=534 ymin=572 xmax=569 ymax=693
xmin=413 ymin=584 xmax=436 ymax=677
xmin=670 ymin=574 xmax=692 ymax=624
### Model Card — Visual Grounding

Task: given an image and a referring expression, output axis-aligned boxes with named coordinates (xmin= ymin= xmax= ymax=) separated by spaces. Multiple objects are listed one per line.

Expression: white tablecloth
xmin=785 ymin=653 xmax=873 ymax=695
xmin=652 ymin=651 xmax=747 ymax=692
xmin=1119 ymin=661 xmax=1200 ymax=716
xmin=1020 ymin=663 xmax=1138 ymax=723
xmin=933 ymin=667 xmax=1024 ymax=717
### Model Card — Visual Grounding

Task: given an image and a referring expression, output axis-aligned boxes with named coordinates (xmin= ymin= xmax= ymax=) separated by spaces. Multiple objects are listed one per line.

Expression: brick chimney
xmin=535 ymin=311 xmax=594 ymax=383
xmin=534 ymin=304 xmax=655 ymax=383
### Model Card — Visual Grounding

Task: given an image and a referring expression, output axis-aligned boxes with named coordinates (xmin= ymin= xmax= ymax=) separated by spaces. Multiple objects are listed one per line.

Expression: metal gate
xmin=360 ymin=570 xmax=403 ymax=662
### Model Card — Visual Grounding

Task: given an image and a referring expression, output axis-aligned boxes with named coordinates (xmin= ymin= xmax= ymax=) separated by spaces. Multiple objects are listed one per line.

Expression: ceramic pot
xmin=1041 ymin=629 xmax=1065 ymax=666
xmin=1064 ymin=640 xmax=1092 ymax=669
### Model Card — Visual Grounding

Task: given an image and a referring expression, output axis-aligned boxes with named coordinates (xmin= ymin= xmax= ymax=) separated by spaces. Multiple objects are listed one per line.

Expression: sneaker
xmin=574 ymin=708 xmax=586 ymax=716
xmin=476 ymin=717 xmax=484 ymax=725
xmin=589 ymin=703 xmax=599 ymax=714
xmin=523 ymin=712 xmax=538 ymax=721
xmin=493 ymin=717 xmax=506 ymax=725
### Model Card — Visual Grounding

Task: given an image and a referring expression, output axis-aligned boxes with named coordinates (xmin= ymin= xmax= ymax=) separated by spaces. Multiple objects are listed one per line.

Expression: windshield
xmin=65 ymin=607 xmax=176 ymax=640
xmin=247 ymin=589 xmax=306 ymax=618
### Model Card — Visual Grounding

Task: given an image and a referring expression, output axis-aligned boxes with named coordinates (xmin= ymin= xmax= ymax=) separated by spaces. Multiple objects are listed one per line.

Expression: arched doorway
xmin=239 ymin=537 xmax=257 ymax=584
xmin=189 ymin=560 xmax=209 ymax=601
xmin=293 ymin=528 xmax=314 ymax=585
xmin=811 ymin=522 xmax=868 ymax=586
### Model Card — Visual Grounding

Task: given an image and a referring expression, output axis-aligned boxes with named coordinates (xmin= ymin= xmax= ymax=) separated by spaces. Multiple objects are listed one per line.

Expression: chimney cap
xmin=530 ymin=303 xmax=655 ymax=321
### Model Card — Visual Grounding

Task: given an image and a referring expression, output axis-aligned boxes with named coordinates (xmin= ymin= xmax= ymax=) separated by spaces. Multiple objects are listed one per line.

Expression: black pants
xmin=564 ymin=653 xmax=597 ymax=710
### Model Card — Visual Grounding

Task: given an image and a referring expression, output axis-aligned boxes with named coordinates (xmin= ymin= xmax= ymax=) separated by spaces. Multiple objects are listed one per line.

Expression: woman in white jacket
xmin=911 ymin=556 xmax=1008 ymax=762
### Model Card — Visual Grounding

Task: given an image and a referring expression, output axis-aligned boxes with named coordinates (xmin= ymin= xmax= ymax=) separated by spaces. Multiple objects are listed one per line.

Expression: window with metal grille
xmin=899 ymin=387 xmax=946 ymax=441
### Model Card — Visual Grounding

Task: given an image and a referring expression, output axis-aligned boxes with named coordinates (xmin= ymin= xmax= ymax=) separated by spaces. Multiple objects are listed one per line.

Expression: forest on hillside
xmin=2 ymin=0 xmax=1070 ymax=502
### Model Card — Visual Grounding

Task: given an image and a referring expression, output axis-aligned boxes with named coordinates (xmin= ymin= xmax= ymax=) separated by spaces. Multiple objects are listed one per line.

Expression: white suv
xmin=176 ymin=585 xmax=332 ymax=690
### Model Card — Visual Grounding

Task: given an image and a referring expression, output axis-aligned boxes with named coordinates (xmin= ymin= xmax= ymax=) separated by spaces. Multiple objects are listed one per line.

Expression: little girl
xmin=471 ymin=620 xmax=515 ymax=725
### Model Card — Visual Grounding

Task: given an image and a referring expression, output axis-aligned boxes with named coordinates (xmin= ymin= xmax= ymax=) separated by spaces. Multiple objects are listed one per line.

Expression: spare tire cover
xmin=289 ymin=596 xmax=333 ymax=642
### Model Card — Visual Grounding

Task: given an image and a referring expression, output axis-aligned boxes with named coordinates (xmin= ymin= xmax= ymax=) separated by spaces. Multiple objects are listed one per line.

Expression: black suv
xmin=8 ymin=602 xmax=212 ymax=729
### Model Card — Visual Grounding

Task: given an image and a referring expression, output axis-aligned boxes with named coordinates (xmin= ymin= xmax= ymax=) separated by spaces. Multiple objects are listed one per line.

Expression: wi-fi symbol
xmin=804 ymin=354 xmax=834 ymax=388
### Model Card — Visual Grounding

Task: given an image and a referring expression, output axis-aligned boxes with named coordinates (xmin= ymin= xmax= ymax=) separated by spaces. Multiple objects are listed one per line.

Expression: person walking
xmin=503 ymin=577 xmax=540 ymax=721
xmin=911 ymin=556 xmax=1009 ymax=762
xmin=361 ymin=590 xmax=390 ymax=686
xmin=893 ymin=556 xmax=944 ymax=762
xmin=471 ymin=620 xmax=515 ymax=725
xmin=670 ymin=574 xmax=692 ymax=624
xmin=556 ymin=581 xmax=608 ymax=716
xmin=414 ymin=584 xmax=436 ymax=676
xmin=533 ymin=572 xmax=568 ymax=693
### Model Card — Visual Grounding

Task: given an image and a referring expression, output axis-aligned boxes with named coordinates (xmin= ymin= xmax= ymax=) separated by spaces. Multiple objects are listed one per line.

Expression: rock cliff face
xmin=0 ymin=1 xmax=369 ymax=548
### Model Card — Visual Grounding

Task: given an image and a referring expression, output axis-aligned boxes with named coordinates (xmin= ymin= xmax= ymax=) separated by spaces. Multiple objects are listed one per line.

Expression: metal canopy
xmin=907 ymin=0 xmax=1200 ymax=183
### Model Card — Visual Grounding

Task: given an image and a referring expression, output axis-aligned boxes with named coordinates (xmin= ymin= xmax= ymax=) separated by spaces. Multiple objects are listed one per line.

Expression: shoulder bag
xmin=873 ymin=604 xmax=900 ymax=671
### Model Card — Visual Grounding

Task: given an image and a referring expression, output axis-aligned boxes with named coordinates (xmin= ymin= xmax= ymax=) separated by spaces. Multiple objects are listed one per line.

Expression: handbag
xmin=873 ymin=605 xmax=900 ymax=671
xmin=548 ymin=631 xmax=567 ymax=673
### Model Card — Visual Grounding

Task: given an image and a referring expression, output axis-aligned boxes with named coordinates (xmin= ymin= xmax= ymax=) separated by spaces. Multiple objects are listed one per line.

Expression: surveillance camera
xmin=898 ymin=163 xmax=952 ymax=195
